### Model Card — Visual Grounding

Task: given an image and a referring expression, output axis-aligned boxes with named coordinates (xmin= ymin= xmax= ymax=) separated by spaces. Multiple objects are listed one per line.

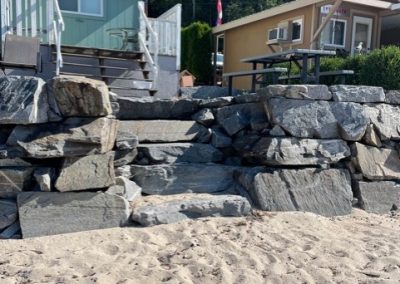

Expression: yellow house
xmin=212 ymin=0 xmax=400 ymax=89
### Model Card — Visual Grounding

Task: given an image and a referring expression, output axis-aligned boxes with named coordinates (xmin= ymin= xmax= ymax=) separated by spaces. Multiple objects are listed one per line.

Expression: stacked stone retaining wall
xmin=0 ymin=77 xmax=399 ymax=239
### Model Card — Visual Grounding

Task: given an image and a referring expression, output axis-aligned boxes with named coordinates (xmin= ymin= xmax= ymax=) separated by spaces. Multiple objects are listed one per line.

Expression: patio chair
xmin=0 ymin=34 xmax=41 ymax=73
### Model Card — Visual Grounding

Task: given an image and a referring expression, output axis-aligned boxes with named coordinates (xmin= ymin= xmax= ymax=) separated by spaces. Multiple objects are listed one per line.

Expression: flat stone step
xmin=131 ymin=193 xmax=251 ymax=226
xmin=18 ymin=192 xmax=130 ymax=238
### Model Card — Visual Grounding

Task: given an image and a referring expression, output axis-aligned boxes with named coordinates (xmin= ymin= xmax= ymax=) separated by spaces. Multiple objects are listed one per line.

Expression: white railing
xmin=152 ymin=4 xmax=181 ymax=70
xmin=138 ymin=1 xmax=159 ymax=88
xmin=52 ymin=0 xmax=64 ymax=75
xmin=0 ymin=0 xmax=64 ymax=74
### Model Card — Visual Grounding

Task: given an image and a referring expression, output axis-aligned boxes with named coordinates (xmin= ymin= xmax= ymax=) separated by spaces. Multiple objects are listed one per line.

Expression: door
xmin=351 ymin=16 xmax=373 ymax=55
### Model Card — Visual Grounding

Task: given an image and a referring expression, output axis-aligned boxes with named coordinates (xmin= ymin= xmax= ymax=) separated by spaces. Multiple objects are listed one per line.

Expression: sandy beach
xmin=0 ymin=209 xmax=399 ymax=284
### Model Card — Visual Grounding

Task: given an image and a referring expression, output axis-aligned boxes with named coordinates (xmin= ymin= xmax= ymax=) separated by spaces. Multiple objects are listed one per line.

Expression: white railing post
xmin=31 ymin=0 xmax=37 ymax=37
xmin=53 ymin=0 xmax=65 ymax=75
xmin=16 ymin=0 xmax=22 ymax=36
xmin=138 ymin=1 xmax=159 ymax=89
xmin=175 ymin=4 xmax=181 ymax=70
xmin=47 ymin=0 xmax=54 ymax=43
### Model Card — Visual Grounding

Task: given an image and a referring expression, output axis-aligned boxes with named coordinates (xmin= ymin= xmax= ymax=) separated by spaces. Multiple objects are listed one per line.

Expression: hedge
xmin=319 ymin=46 xmax=400 ymax=89
xmin=181 ymin=22 xmax=213 ymax=84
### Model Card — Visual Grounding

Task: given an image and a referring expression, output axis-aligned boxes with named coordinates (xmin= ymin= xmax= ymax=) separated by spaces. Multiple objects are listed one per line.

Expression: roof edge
xmin=212 ymin=0 xmax=392 ymax=34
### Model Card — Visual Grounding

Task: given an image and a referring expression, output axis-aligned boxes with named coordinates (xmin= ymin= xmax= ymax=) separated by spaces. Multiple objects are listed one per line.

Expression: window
xmin=59 ymin=0 xmax=103 ymax=16
xmin=291 ymin=19 xmax=302 ymax=41
xmin=321 ymin=19 xmax=346 ymax=47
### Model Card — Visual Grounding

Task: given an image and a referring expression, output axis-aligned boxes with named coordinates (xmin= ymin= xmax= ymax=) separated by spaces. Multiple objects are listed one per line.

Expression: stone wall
xmin=0 ymin=77 xmax=399 ymax=239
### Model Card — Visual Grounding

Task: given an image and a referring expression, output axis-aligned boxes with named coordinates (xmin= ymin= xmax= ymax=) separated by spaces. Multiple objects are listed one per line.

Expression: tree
xmin=148 ymin=0 xmax=295 ymax=27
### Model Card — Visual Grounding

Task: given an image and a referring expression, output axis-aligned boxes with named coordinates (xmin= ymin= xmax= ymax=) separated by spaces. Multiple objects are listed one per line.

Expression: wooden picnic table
xmin=241 ymin=49 xmax=336 ymax=84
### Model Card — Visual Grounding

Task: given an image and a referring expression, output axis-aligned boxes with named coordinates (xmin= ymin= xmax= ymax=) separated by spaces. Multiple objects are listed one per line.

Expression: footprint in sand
xmin=102 ymin=245 xmax=120 ymax=256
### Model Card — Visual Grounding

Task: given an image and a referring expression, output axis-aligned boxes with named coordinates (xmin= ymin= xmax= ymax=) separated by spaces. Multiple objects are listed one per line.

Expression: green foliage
xmin=318 ymin=46 xmax=400 ymax=89
xmin=181 ymin=22 xmax=213 ymax=84
xmin=359 ymin=46 xmax=400 ymax=90
xmin=148 ymin=0 xmax=295 ymax=27
xmin=225 ymin=0 xmax=290 ymax=22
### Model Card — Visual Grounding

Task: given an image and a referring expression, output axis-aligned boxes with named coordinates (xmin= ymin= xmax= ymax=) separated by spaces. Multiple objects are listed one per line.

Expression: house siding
xmin=223 ymin=6 xmax=314 ymax=89
xmin=220 ymin=1 xmax=385 ymax=90
xmin=61 ymin=0 xmax=139 ymax=50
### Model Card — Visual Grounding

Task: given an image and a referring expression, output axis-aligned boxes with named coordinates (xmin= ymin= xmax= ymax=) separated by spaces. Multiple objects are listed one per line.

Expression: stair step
xmin=53 ymin=52 xmax=146 ymax=63
xmin=59 ymin=72 xmax=153 ymax=81
xmin=60 ymin=62 xmax=128 ymax=70
xmin=58 ymin=62 xmax=151 ymax=74
xmin=60 ymin=45 xmax=143 ymax=60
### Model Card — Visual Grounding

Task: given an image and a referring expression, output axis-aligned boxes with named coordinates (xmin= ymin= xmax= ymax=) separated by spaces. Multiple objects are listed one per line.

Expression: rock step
xmin=131 ymin=193 xmax=251 ymax=226
xmin=117 ymin=163 xmax=241 ymax=195
xmin=236 ymin=168 xmax=353 ymax=217
xmin=18 ymin=192 xmax=130 ymax=238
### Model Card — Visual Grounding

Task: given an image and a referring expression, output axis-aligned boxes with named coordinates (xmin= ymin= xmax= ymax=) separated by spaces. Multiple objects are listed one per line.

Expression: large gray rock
xmin=199 ymin=97 xmax=234 ymax=108
xmin=267 ymin=98 xmax=368 ymax=141
xmin=237 ymin=168 xmax=353 ymax=217
xmin=7 ymin=117 xmax=118 ymax=158
xmin=51 ymin=76 xmax=112 ymax=117
xmin=356 ymin=181 xmax=400 ymax=214
xmin=216 ymin=103 xmax=268 ymax=136
xmin=0 ymin=221 xmax=21 ymax=239
xmin=132 ymin=194 xmax=251 ymax=226
xmin=138 ymin=143 xmax=224 ymax=164
xmin=116 ymin=97 xmax=199 ymax=120
xmin=55 ymin=153 xmax=115 ymax=192
xmin=0 ymin=167 xmax=33 ymax=198
xmin=18 ymin=192 xmax=130 ymax=238
xmin=260 ymin=85 xmax=332 ymax=100
xmin=362 ymin=124 xmax=382 ymax=147
xmin=191 ymin=108 xmax=215 ymax=126
xmin=352 ymin=143 xmax=400 ymax=180
xmin=115 ymin=133 xmax=139 ymax=151
xmin=0 ymin=76 xmax=50 ymax=124
xmin=0 ymin=200 xmax=18 ymax=230
xmin=114 ymin=149 xmax=138 ymax=167
xmin=364 ymin=104 xmax=400 ymax=141
xmin=269 ymin=125 xmax=286 ymax=137
xmin=243 ymin=138 xmax=350 ymax=166
xmin=385 ymin=90 xmax=400 ymax=105
xmin=180 ymin=86 xmax=241 ymax=99
xmin=106 ymin=177 xmax=141 ymax=202
xmin=211 ymin=128 xmax=232 ymax=148
xmin=330 ymin=85 xmax=385 ymax=103
xmin=118 ymin=120 xmax=210 ymax=143
xmin=126 ymin=163 xmax=240 ymax=195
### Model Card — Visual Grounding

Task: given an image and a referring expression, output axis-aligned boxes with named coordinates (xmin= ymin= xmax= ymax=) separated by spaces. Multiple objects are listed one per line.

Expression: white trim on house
xmin=212 ymin=0 xmax=392 ymax=34
xmin=351 ymin=16 xmax=373 ymax=55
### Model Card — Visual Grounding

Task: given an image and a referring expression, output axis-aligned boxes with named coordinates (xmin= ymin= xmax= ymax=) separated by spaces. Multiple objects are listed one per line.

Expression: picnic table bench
xmin=279 ymin=70 xmax=355 ymax=84
xmin=241 ymin=49 xmax=350 ymax=86
xmin=223 ymin=67 xmax=288 ymax=96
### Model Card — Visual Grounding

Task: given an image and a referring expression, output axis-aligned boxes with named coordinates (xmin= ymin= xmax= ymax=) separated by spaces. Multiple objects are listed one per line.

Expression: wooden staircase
xmin=52 ymin=45 xmax=157 ymax=96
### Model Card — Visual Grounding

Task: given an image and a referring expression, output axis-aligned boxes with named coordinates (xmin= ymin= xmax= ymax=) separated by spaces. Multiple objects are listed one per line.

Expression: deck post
xmin=31 ymin=0 xmax=37 ymax=38
xmin=175 ymin=4 xmax=182 ymax=70
xmin=47 ymin=0 xmax=54 ymax=44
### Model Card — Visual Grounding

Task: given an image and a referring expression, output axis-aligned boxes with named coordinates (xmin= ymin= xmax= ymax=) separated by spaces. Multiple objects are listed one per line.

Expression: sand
xmin=0 ymin=209 xmax=399 ymax=284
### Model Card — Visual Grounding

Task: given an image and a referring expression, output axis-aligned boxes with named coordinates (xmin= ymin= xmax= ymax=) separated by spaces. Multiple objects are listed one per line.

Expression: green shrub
xmin=181 ymin=22 xmax=213 ymax=84
xmin=359 ymin=46 xmax=400 ymax=90
xmin=319 ymin=56 xmax=347 ymax=85
xmin=317 ymin=46 xmax=400 ymax=89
